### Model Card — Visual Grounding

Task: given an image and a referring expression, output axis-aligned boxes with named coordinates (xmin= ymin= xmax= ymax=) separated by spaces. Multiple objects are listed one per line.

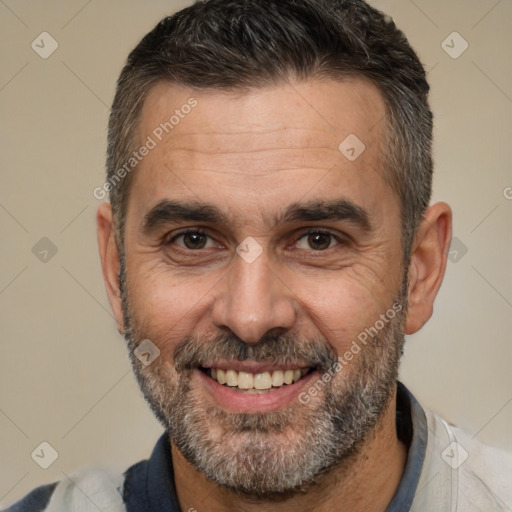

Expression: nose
xmin=211 ymin=248 xmax=297 ymax=344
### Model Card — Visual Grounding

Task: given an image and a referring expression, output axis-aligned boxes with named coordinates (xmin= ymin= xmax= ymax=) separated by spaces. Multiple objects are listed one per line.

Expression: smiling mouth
xmin=200 ymin=367 xmax=313 ymax=394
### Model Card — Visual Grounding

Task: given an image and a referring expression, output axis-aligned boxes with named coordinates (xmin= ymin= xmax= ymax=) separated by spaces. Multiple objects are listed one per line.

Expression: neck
xmin=171 ymin=388 xmax=407 ymax=512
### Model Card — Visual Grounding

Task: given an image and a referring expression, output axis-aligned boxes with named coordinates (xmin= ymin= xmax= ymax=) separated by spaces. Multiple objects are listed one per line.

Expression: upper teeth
xmin=209 ymin=368 xmax=308 ymax=391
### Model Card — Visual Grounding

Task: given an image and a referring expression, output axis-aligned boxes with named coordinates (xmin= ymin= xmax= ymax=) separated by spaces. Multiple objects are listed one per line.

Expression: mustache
xmin=173 ymin=331 xmax=339 ymax=373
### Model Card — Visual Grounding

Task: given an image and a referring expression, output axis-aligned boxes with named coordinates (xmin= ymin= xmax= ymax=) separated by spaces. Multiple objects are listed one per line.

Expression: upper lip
xmin=199 ymin=359 xmax=312 ymax=373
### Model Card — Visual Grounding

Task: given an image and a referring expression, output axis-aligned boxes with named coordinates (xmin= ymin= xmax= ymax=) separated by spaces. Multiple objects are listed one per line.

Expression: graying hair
xmin=107 ymin=0 xmax=433 ymax=264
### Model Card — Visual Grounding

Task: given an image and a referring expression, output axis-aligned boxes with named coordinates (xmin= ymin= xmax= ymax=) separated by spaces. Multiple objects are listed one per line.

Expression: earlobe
xmin=405 ymin=202 xmax=452 ymax=335
xmin=97 ymin=203 xmax=125 ymax=332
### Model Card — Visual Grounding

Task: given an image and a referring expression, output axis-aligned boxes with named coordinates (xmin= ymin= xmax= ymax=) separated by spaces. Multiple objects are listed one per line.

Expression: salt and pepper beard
xmin=119 ymin=254 xmax=407 ymax=499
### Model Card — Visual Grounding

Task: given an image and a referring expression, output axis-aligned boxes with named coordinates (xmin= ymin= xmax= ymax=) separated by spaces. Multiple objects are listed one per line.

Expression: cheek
xmin=125 ymin=264 xmax=217 ymax=348
xmin=296 ymin=267 xmax=396 ymax=351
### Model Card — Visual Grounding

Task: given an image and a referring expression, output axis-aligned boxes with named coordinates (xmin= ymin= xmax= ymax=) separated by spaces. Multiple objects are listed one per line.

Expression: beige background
xmin=1 ymin=0 xmax=511 ymax=507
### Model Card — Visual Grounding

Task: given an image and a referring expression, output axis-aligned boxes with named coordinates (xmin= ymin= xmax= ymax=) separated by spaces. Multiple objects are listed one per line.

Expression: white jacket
xmin=410 ymin=408 xmax=512 ymax=511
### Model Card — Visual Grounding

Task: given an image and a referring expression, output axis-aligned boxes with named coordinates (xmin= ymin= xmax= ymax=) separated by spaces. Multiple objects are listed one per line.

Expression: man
xmin=7 ymin=0 xmax=511 ymax=510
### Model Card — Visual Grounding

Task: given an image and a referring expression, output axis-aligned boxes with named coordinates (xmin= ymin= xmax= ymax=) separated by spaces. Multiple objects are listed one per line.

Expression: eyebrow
xmin=279 ymin=199 xmax=372 ymax=231
xmin=142 ymin=201 xmax=224 ymax=233
xmin=141 ymin=198 xmax=373 ymax=234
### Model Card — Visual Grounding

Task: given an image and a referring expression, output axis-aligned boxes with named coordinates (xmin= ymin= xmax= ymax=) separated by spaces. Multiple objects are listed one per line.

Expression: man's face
xmin=120 ymin=78 xmax=406 ymax=496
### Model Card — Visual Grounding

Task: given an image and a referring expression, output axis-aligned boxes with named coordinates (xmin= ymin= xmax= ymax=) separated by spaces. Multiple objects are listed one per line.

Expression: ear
xmin=405 ymin=202 xmax=452 ymax=335
xmin=97 ymin=203 xmax=125 ymax=333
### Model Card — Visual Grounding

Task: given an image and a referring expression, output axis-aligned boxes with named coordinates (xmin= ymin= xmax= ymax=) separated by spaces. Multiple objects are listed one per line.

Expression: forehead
xmin=127 ymin=78 xmax=393 ymax=229
xmin=137 ymin=77 xmax=386 ymax=152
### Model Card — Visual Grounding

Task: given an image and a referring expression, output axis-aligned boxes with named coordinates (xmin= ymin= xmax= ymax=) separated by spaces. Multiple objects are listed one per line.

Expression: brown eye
xmin=295 ymin=230 xmax=340 ymax=251
xmin=308 ymin=233 xmax=332 ymax=250
xmin=182 ymin=232 xmax=207 ymax=249
xmin=169 ymin=230 xmax=214 ymax=250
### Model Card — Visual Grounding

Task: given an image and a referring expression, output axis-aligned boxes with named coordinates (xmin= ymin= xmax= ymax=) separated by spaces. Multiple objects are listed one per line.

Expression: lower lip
xmin=196 ymin=369 xmax=318 ymax=413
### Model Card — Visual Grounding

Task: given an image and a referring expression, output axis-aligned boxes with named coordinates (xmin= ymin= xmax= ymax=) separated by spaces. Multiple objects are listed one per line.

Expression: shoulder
xmin=2 ymin=482 xmax=58 ymax=512
xmin=449 ymin=419 xmax=512 ymax=507
xmin=3 ymin=433 xmax=173 ymax=512
xmin=3 ymin=468 xmax=126 ymax=512
xmin=420 ymin=408 xmax=512 ymax=511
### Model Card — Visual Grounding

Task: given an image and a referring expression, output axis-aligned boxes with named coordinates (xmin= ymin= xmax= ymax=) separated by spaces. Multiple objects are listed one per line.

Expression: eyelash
xmin=166 ymin=228 xmax=209 ymax=247
xmin=165 ymin=228 xmax=345 ymax=252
